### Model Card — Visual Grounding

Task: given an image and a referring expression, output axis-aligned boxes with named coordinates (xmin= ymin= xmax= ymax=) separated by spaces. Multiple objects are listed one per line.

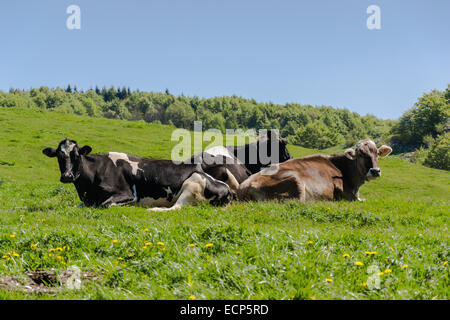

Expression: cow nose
xmin=369 ymin=168 xmax=381 ymax=176
xmin=60 ymin=172 xmax=74 ymax=183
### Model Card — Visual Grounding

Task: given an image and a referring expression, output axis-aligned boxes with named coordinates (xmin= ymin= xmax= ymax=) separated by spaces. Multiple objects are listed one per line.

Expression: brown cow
xmin=237 ymin=139 xmax=392 ymax=202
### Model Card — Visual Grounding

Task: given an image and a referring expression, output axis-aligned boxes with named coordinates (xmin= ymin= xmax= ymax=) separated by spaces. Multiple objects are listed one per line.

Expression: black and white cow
xmin=189 ymin=130 xmax=293 ymax=190
xmin=42 ymin=139 xmax=233 ymax=211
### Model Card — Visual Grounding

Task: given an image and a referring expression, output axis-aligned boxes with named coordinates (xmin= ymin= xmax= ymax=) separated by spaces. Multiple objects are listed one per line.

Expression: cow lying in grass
xmin=238 ymin=139 xmax=392 ymax=202
xmin=43 ymin=139 xmax=233 ymax=211
xmin=190 ymin=130 xmax=293 ymax=193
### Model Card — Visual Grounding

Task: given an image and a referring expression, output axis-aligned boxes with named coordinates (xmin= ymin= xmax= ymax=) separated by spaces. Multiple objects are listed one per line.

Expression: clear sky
xmin=1 ymin=0 xmax=449 ymax=119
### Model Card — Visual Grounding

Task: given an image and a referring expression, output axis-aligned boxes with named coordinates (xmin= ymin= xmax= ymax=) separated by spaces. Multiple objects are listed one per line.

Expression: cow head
xmin=344 ymin=139 xmax=392 ymax=180
xmin=42 ymin=139 xmax=92 ymax=183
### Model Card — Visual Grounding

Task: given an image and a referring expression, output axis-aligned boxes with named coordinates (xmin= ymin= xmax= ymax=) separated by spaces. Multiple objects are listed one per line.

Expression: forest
xmin=0 ymin=84 xmax=448 ymax=170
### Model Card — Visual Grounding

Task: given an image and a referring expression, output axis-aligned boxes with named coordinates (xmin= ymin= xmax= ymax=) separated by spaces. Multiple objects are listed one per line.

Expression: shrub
xmin=424 ymin=133 xmax=450 ymax=170
xmin=289 ymin=121 xmax=344 ymax=149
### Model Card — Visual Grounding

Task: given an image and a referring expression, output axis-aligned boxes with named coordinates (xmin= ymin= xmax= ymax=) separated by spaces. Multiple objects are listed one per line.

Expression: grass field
xmin=0 ymin=107 xmax=449 ymax=299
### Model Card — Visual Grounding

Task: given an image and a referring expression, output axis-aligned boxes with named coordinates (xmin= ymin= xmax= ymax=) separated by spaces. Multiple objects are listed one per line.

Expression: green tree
xmin=392 ymin=89 xmax=449 ymax=146
xmin=164 ymin=100 xmax=195 ymax=129
xmin=424 ymin=132 xmax=450 ymax=170
xmin=290 ymin=121 xmax=344 ymax=149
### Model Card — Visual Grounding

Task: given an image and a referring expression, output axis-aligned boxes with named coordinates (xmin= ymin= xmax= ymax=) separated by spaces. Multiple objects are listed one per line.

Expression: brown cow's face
xmin=344 ymin=139 xmax=392 ymax=180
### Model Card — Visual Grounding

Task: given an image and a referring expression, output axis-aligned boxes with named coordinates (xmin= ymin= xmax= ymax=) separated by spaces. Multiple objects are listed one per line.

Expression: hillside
xmin=0 ymin=86 xmax=393 ymax=151
xmin=0 ymin=107 xmax=448 ymax=300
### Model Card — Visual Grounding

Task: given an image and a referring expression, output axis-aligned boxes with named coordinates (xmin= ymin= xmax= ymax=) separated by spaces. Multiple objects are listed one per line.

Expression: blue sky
xmin=0 ymin=0 xmax=449 ymax=119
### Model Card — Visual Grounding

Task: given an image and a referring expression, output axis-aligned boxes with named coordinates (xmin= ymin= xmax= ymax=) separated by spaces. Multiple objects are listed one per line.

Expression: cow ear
xmin=42 ymin=148 xmax=57 ymax=158
xmin=79 ymin=145 xmax=92 ymax=156
xmin=344 ymin=148 xmax=356 ymax=160
xmin=378 ymin=145 xmax=392 ymax=158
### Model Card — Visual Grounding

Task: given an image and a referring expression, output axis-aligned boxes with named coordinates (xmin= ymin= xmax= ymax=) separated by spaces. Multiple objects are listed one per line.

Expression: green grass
xmin=0 ymin=107 xmax=449 ymax=300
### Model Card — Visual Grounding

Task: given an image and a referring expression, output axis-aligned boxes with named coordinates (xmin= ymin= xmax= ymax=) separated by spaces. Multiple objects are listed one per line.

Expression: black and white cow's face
xmin=344 ymin=139 xmax=392 ymax=180
xmin=43 ymin=139 xmax=92 ymax=183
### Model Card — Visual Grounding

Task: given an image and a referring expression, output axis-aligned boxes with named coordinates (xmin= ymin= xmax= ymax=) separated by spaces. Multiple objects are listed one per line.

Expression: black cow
xmin=42 ymin=139 xmax=233 ymax=211
xmin=189 ymin=130 xmax=292 ymax=191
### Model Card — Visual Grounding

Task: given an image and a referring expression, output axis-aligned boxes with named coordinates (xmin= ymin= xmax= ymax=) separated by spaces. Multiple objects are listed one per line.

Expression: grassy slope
xmin=0 ymin=107 xmax=448 ymax=300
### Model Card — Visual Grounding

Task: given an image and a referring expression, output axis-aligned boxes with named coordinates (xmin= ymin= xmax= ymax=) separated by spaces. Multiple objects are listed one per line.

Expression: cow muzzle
xmin=60 ymin=172 xmax=75 ymax=183
xmin=367 ymin=168 xmax=381 ymax=179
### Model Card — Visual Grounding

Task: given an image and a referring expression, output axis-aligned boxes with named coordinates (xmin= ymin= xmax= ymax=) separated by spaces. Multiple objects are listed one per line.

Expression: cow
xmin=42 ymin=139 xmax=233 ymax=211
xmin=238 ymin=139 xmax=392 ymax=202
xmin=189 ymin=130 xmax=292 ymax=193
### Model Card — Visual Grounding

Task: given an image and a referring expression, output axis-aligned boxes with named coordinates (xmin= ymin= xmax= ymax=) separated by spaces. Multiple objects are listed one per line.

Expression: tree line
xmin=0 ymin=85 xmax=393 ymax=147
xmin=0 ymin=84 xmax=448 ymax=169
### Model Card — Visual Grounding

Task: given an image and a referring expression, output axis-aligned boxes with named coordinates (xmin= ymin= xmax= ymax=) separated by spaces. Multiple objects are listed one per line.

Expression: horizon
xmin=3 ymin=83 xmax=417 ymax=121
xmin=1 ymin=0 xmax=449 ymax=120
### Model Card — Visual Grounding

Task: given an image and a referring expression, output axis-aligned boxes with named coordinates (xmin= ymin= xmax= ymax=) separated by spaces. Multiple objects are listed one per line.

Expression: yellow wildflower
xmin=117 ymin=257 xmax=124 ymax=261
xmin=188 ymin=243 xmax=195 ymax=248
xmin=112 ymin=239 xmax=118 ymax=244
xmin=188 ymin=296 xmax=196 ymax=300
xmin=156 ymin=242 xmax=164 ymax=246
xmin=205 ymin=243 xmax=213 ymax=248
xmin=235 ymin=251 xmax=242 ymax=255
xmin=401 ymin=265 xmax=408 ymax=269
xmin=325 ymin=278 xmax=333 ymax=283
xmin=128 ymin=253 xmax=134 ymax=257
xmin=307 ymin=241 xmax=313 ymax=245
xmin=30 ymin=244 xmax=37 ymax=250
xmin=361 ymin=282 xmax=367 ymax=287
xmin=10 ymin=234 xmax=16 ymax=238
xmin=444 ymin=261 xmax=448 ymax=266
xmin=365 ymin=251 xmax=377 ymax=255
xmin=342 ymin=254 xmax=350 ymax=258
xmin=56 ymin=255 xmax=62 ymax=260
xmin=378 ymin=272 xmax=384 ymax=276
xmin=384 ymin=269 xmax=392 ymax=274
xmin=142 ymin=246 xmax=147 ymax=250
xmin=354 ymin=261 xmax=364 ymax=266
xmin=143 ymin=228 xmax=149 ymax=232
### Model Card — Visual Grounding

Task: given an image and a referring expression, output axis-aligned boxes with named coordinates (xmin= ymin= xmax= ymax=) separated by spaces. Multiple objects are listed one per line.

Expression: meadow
xmin=0 ymin=107 xmax=448 ymax=299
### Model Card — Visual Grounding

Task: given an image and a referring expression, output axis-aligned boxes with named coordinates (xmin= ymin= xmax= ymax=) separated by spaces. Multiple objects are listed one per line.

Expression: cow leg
xmin=356 ymin=190 xmax=365 ymax=202
xmin=101 ymin=194 xmax=136 ymax=208
xmin=148 ymin=173 xmax=206 ymax=212
xmin=224 ymin=169 xmax=239 ymax=195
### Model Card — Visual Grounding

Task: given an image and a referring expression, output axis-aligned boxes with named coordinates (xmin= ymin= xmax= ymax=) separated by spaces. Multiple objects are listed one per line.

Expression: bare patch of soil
xmin=0 ymin=269 xmax=100 ymax=294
